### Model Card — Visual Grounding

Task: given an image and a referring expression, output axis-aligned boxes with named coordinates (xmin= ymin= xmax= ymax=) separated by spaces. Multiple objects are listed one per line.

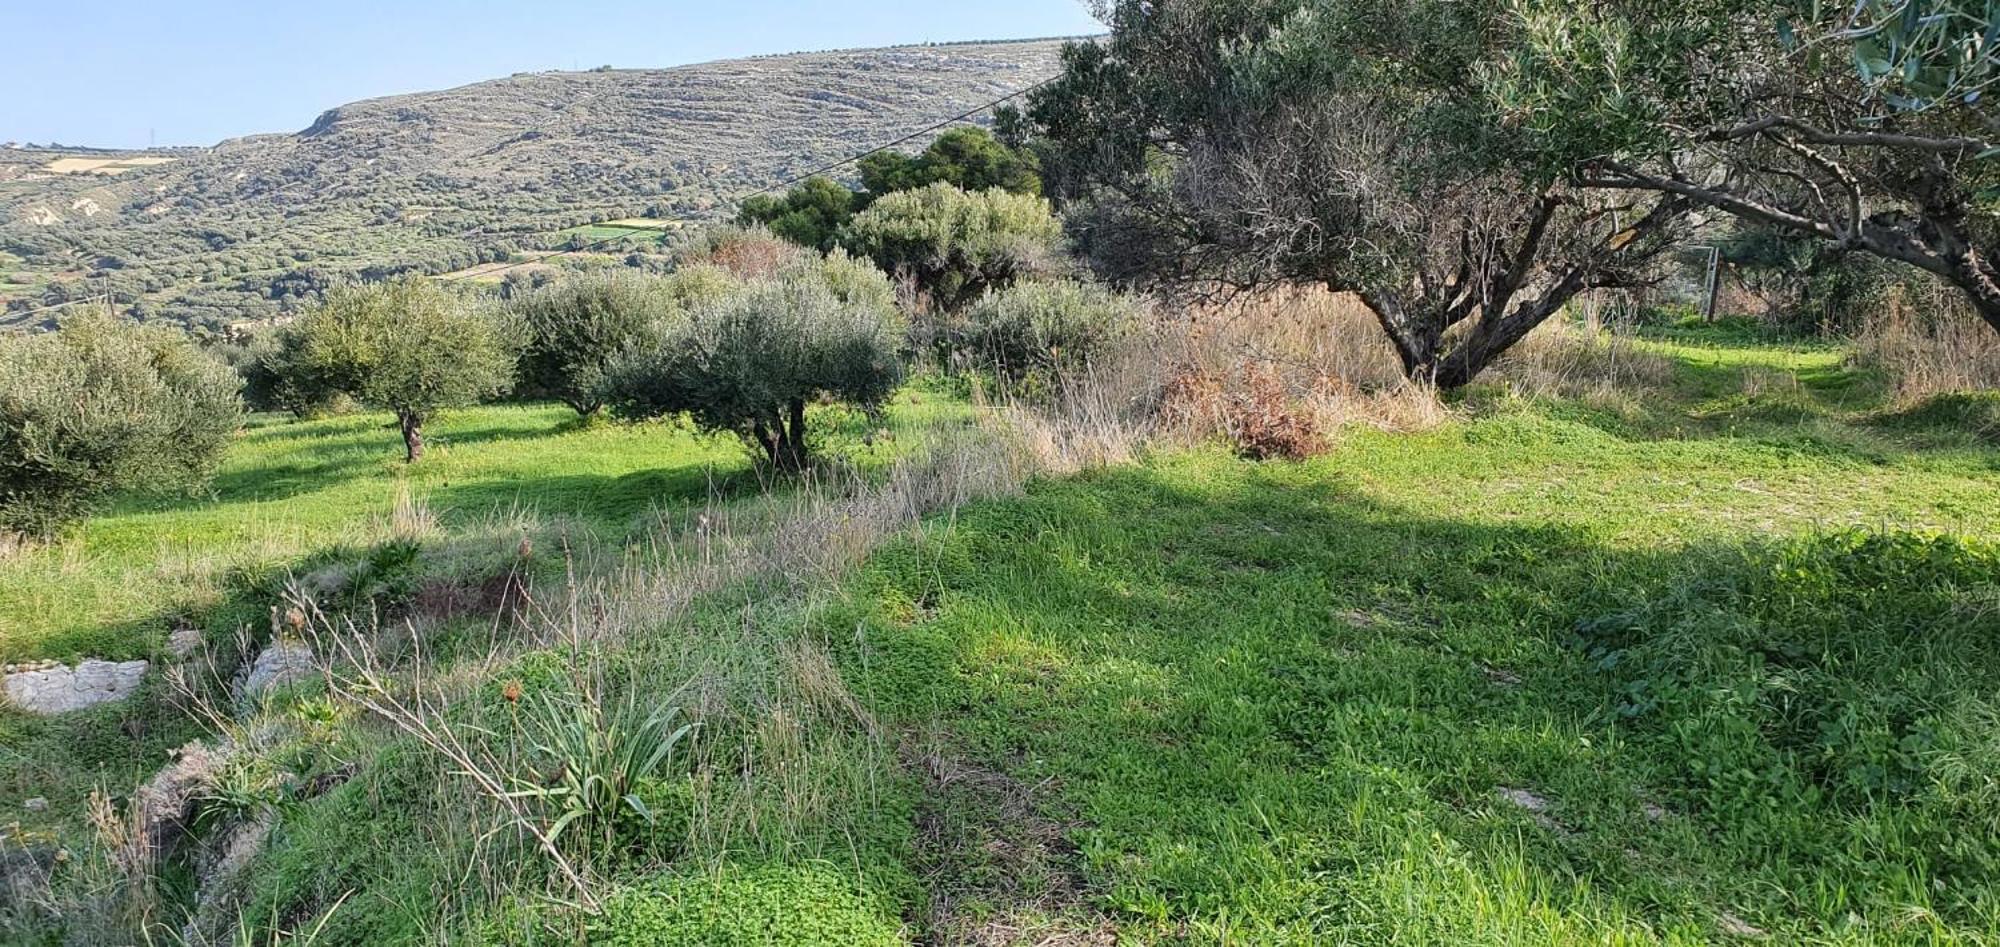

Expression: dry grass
xmin=1154 ymin=288 xmax=1447 ymax=449
xmin=1487 ymin=317 xmax=1678 ymax=403
xmin=1853 ymin=287 xmax=2000 ymax=401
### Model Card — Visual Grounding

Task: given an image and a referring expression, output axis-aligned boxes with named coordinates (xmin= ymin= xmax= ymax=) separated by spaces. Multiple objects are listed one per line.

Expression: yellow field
xmin=43 ymin=155 xmax=178 ymax=176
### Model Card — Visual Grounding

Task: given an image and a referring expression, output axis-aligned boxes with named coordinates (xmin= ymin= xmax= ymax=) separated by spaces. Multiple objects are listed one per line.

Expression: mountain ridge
xmin=0 ymin=37 xmax=1074 ymax=327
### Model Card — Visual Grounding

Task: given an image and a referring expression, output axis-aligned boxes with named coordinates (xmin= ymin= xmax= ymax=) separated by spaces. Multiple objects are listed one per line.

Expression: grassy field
xmin=4 ymin=325 xmax=1997 ymax=944
xmin=557 ymin=223 xmax=675 ymax=246
xmin=0 ymin=386 xmax=972 ymax=664
xmin=728 ymin=325 xmax=1996 ymax=944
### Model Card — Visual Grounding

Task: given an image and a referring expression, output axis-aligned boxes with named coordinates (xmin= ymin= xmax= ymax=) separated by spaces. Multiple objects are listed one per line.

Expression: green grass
xmin=8 ymin=328 xmax=2000 ymax=944
xmin=0 ymin=386 xmax=971 ymax=663
xmin=557 ymin=224 xmax=672 ymax=246
xmin=783 ymin=328 xmax=2000 ymax=943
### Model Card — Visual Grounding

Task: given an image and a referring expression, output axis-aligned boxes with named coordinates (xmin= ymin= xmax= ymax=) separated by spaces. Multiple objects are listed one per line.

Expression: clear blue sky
xmin=10 ymin=1 xmax=1104 ymax=149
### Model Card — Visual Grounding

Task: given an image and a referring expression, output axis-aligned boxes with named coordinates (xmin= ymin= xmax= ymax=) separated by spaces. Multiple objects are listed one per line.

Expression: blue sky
xmin=10 ymin=1 xmax=1104 ymax=149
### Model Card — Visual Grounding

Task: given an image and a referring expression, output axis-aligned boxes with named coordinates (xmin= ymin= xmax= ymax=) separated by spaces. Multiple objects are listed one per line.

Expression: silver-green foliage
xmin=0 ymin=313 xmax=243 ymax=537
xmin=608 ymin=253 xmax=904 ymax=470
xmin=965 ymin=279 xmax=1145 ymax=382
xmin=280 ymin=276 xmax=518 ymax=461
xmin=513 ymin=269 xmax=730 ymax=417
xmin=842 ymin=183 xmax=1062 ymax=311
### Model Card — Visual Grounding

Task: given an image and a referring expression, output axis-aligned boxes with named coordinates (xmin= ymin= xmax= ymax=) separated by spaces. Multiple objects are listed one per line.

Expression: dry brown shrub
xmin=1152 ymin=287 xmax=1447 ymax=446
xmin=1853 ymin=285 xmax=2000 ymax=401
xmin=678 ymin=227 xmax=808 ymax=281
xmin=1217 ymin=364 xmax=1327 ymax=460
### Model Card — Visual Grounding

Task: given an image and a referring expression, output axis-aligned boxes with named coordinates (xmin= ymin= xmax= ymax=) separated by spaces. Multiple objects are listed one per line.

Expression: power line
xmin=440 ymin=76 xmax=1054 ymax=282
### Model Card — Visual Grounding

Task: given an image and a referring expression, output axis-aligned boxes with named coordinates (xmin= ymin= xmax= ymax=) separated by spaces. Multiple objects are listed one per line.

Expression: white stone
xmin=240 ymin=641 xmax=316 ymax=700
xmin=4 ymin=660 xmax=149 ymax=714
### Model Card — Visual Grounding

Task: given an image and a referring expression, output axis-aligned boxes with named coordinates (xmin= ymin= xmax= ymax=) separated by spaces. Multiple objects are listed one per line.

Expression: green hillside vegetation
xmin=0 ymin=40 xmax=1068 ymax=329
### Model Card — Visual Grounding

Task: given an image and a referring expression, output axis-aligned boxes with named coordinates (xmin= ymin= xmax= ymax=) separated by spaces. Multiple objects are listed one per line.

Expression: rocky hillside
xmin=0 ymin=39 xmax=1070 ymax=327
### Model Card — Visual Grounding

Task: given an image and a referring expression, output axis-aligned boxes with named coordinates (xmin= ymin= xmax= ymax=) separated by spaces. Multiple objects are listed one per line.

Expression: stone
xmin=239 ymin=641 xmax=316 ymax=701
xmin=167 ymin=627 xmax=204 ymax=660
xmin=1718 ymin=912 xmax=1767 ymax=938
xmin=4 ymin=659 xmax=149 ymax=714
xmin=1497 ymin=786 xmax=1566 ymax=832
xmin=22 ymin=797 xmax=47 ymax=812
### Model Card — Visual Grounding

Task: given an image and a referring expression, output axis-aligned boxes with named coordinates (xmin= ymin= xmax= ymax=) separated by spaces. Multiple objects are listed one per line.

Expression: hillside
xmin=0 ymin=39 xmax=1069 ymax=328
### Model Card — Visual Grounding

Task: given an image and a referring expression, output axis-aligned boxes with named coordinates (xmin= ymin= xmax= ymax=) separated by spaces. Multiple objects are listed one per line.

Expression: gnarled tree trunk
xmin=398 ymin=411 xmax=425 ymax=464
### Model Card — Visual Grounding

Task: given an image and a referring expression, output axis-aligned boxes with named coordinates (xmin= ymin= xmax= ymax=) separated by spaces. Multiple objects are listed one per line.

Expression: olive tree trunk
xmin=398 ymin=410 xmax=426 ymax=464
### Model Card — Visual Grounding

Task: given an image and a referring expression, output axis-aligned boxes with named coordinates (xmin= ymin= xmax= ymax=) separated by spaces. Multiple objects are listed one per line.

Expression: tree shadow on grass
xmin=425 ymin=464 xmax=760 ymax=536
xmin=826 ymin=460 xmax=2000 ymax=941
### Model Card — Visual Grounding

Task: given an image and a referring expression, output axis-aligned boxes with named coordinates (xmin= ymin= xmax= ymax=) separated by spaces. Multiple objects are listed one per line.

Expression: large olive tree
xmin=606 ymin=253 xmax=904 ymax=471
xmin=0 ymin=313 xmax=243 ymax=537
xmin=1024 ymin=0 xmax=1688 ymax=388
xmin=283 ymin=277 xmax=517 ymax=462
xmin=1495 ymin=0 xmax=2000 ymax=337
xmin=512 ymin=270 xmax=723 ymax=418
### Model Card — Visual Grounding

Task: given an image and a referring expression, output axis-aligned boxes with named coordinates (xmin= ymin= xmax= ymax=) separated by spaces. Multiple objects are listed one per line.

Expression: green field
xmin=5 ymin=327 xmax=1999 ymax=944
xmin=557 ymin=223 xmax=674 ymax=246
xmin=0 ymin=387 xmax=971 ymax=664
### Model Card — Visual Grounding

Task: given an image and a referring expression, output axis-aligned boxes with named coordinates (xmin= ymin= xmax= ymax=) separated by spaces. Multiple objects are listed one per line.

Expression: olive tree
xmin=512 ymin=270 xmax=704 ymax=418
xmin=1024 ymin=0 xmax=1688 ymax=388
xmin=0 ymin=313 xmax=243 ymax=538
xmin=842 ymin=183 xmax=1063 ymax=311
xmin=1495 ymin=0 xmax=2000 ymax=338
xmin=965 ymin=279 xmax=1145 ymax=382
xmin=284 ymin=276 xmax=517 ymax=462
xmin=858 ymin=126 xmax=1042 ymax=197
xmin=607 ymin=253 xmax=904 ymax=471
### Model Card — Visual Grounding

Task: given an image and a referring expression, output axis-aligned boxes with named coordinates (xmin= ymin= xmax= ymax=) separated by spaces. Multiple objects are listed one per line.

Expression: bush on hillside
xmin=857 ymin=126 xmax=1041 ymax=197
xmin=238 ymin=327 xmax=354 ymax=418
xmin=964 ymin=279 xmax=1144 ymax=383
xmin=607 ymin=255 xmax=904 ymax=471
xmin=842 ymin=183 xmax=1061 ymax=311
xmin=668 ymin=225 xmax=811 ymax=281
xmin=0 ymin=314 xmax=243 ymax=537
xmin=513 ymin=271 xmax=693 ymax=417
xmin=281 ymin=277 xmax=518 ymax=462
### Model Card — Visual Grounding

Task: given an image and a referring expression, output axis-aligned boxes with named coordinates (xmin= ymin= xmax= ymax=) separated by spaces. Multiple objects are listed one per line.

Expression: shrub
xmin=608 ymin=255 xmax=904 ymax=471
xmin=0 ymin=313 xmax=243 ymax=537
xmin=1217 ymin=365 xmax=1327 ymax=461
xmin=842 ymin=183 xmax=1061 ymax=311
xmin=736 ymin=176 xmax=858 ymax=253
xmin=513 ymin=271 xmax=685 ymax=417
xmin=240 ymin=327 xmax=352 ymax=418
xmin=281 ymin=276 xmax=518 ymax=462
xmin=964 ymin=279 xmax=1144 ymax=382
xmin=857 ymin=126 xmax=1040 ymax=197
xmin=668 ymin=225 xmax=811 ymax=281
